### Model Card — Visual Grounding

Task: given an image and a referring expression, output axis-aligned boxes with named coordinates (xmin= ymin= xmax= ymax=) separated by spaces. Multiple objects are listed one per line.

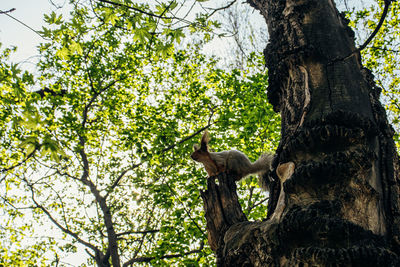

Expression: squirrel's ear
xmin=201 ymin=131 xmax=210 ymax=145
xmin=193 ymin=144 xmax=200 ymax=151
xmin=200 ymin=131 xmax=209 ymax=151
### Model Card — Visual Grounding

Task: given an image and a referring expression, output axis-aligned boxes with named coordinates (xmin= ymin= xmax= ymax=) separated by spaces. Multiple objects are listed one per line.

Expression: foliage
xmin=0 ymin=1 xmax=279 ymax=265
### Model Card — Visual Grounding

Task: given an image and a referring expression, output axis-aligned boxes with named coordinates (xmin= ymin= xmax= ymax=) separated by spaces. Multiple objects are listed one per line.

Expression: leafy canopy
xmin=0 ymin=0 xmax=279 ymax=265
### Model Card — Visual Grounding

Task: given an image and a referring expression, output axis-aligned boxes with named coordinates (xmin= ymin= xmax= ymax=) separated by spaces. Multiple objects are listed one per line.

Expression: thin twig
xmin=123 ymin=241 xmax=204 ymax=265
xmin=205 ymin=0 xmax=237 ymax=18
xmin=161 ymin=124 xmax=213 ymax=154
xmin=25 ymin=178 xmax=100 ymax=253
xmin=0 ymin=148 xmax=37 ymax=173
xmin=0 ymin=9 xmax=46 ymax=39
xmin=116 ymin=229 xmax=159 ymax=237
xmin=164 ymin=181 xmax=206 ymax=237
xmin=98 ymin=0 xmax=171 ymax=19
xmin=0 ymin=8 xmax=16 ymax=14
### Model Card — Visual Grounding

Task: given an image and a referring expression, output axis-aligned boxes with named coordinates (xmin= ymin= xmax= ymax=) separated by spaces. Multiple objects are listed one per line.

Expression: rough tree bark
xmin=201 ymin=0 xmax=400 ymax=266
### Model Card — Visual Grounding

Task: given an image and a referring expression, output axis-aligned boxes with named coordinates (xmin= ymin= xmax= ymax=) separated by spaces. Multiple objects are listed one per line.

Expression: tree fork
xmin=201 ymin=0 xmax=400 ymax=265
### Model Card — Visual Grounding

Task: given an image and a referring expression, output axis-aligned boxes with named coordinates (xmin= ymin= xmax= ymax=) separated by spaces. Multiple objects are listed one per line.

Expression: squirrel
xmin=191 ymin=131 xmax=274 ymax=191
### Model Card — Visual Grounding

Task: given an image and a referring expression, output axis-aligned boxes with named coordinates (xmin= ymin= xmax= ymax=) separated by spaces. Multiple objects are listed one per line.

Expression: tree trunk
xmin=201 ymin=0 xmax=400 ymax=266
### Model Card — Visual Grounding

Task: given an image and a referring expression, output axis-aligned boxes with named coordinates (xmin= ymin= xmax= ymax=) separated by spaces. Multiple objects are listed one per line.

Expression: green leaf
xmin=133 ymin=27 xmax=152 ymax=43
xmin=70 ymin=41 xmax=83 ymax=55
xmin=55 ymin=47 xmax=70 ymax=60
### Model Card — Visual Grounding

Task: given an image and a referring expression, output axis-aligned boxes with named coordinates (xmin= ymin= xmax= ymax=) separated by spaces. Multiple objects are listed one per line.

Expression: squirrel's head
xmin=190 ymin=131 xmax=210 ymax=162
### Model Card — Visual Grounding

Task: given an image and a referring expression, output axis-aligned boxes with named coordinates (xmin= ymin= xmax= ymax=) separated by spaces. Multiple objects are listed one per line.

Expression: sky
xmin=0 ymin=0 xmax=68 ymax=66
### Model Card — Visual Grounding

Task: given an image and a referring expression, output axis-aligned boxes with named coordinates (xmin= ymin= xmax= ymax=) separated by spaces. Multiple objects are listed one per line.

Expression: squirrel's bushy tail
xmin=250 ymin=153 xmax=274 ymax=174
xmin=252 ymin=153 xmax=274 ymax=191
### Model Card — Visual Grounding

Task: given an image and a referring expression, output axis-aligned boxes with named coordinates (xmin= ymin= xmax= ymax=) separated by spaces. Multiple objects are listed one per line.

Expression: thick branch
xmin=78 ymin=142 xmax=120 ymax=267
xmin=356 ymin=0 xmax=392 ymax=53
xmin=78 ymin=83 xmax=121 ymax=266
xmin=331 ymin=0 xmax=392 ymax=64
xmin=33 ymin=87 xmax=67 ymax=98
xmin=201 ymin=173 xmax=247 ymax=252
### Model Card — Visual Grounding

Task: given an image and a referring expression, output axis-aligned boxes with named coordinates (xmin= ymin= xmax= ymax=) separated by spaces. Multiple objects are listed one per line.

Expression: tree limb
xmin=82 ymin=79 xmax=117 ymax=127
xmin=78 ymin=83 xmax=121 ymax=266
xmin=77 ymin=139 xmax=121 ymax=266
xmin=355 ymin=0 xmax=392 ymax=53
xmin=33 ymin=87 xmax=67 ymax=98
xmin=331 ymin=0 xmax=393 ymax=64
xmin=105 ymin=163 xmax=142 ymax=199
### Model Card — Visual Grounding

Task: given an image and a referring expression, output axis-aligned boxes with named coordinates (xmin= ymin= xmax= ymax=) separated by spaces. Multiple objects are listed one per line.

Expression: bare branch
xmin=116 ymin=229 xmax=159 ymax=237
xmin=24 ymin=179 xmax=100 ymax=254
xmin=331 ymin=0 xmax=393 ymax=64
xmin=161 ymin=123 xmax=213 ymax=154
xmin=85 ymin=249 xmax=96 ymax=261
xmin=97 ymin=0 xmax=171 ymax=20
xmin=0 ymin=8 xmax=16 ymax=14
xmin=355 ymin=0 xmax=392 ymax=53
xmin=48 ymin=0 xmax=66 ymax=9
xmin=105 ymin=164 xmax=142 ymax=199
xmin=0 ymin=9 xmax=46 ymax=39
xmin=248 ymin=197 xmax=269 ymax=213
xmin=205 ymin=0 xmax=237 ymax=18
xmin=123 ymin=241 xmax=204 ymax=266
